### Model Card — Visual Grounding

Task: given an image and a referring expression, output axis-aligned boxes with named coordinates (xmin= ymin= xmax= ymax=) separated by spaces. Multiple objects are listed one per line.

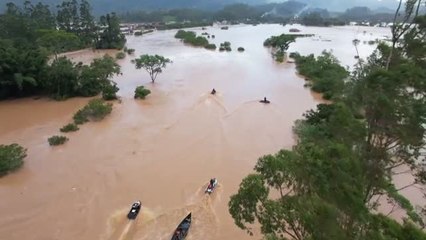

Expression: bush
xmin=126 ymin=48 xmax=135 ymax=55
xmin=219 ymin=47 xmax=225 ymax=51
xmin=73 ymin=99 xmax=113 ymax=124
xmin=0 ymin=144 xmax=26 ymax=177
xmin=60 ymin=123 xmax=79 ymax=132
xmin=102 ymin=81 xmax=119 ymax=100
xmin=175 ymin=30 xmax=213 ymax=48
xmin=275 ymin=52 xmax=285 ymax=62
xmin=134 ymin=31 xmax=143 ymax=36
xmin=205 ymin=44 xmax=217 ymax=50
xmin=134 ymin=86 xmax=151 ymax=99
xmin=237 ymin=47 xmax=245 ymax=52
xmin=48 ymin=136 xmax=69 ymax=146
xmin=116 ymin=52 xmax=126 ymax=59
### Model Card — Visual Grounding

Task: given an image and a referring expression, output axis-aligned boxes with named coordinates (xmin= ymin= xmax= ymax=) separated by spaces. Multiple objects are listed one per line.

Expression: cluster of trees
xmin=174 ymin=30 xmax=216 ymax=50
xmin=264 ymin=34 xmax=296 ymax=62
xmin=0 ymin=1 xmax=125 ymax=99
xmin=292 ymin=52 xmax=348 ymax=100
xmin=0 ymin=144 xmax=26 ymax=177
xmin=229 ymin=1 xmax=426 ymax=239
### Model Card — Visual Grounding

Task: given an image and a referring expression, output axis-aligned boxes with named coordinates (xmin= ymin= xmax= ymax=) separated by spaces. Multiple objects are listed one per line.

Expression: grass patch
xmin=73 ymin=99 xmax=113 ymax=125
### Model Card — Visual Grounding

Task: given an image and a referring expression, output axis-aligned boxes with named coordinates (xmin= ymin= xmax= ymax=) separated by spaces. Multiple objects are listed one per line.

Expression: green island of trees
xmin=0 ymin=144 xmax=27 ymax=177
xmin=0 ymin=0 xmax=125 ymax=100
xmin=219 ymin=41 xmax=232 ymax=52
xmin=291 ymin=51 xmax=348 ymax=100
xmin=229 ymin=2 xmax=426 ymax=239
xmin=175 ymin=30 xmax=216 ymax=50
xmin=264 ymin=34 xmax=297 ymax=62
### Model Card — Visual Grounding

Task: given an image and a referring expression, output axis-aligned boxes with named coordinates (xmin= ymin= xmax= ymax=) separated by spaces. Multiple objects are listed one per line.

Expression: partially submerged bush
xmin=0 ymin=144 xmax=26 ymax=177
xmin=48 ymin=136 xmax=69 ymax=146
xmin=102 ymin=81 xmax=119 ymax=100
xmin=220 ymin=42 xmax=232 ymax=52
xmin=60 ymin=123 xmax=79 ymax=132
xmin=134 ymin=86 xmax=151 ymax=99
xmin=73 ymin=99 xmax=113 ymax=124
xmin=116 ymin=52 xmax=126 ymax=59
xmin=126 ymin=48 xmax=135 ymax=55
xmin=238 ymin=47 xmax=245 ymax=52
xmin=275 ymin=52 xmax=285 ymax=62
xmin=205 ymin=43 xmax=217 ymax=50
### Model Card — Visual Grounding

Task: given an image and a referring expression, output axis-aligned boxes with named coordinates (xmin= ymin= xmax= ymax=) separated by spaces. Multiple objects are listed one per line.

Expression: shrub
xmin=275 ymin=52 xmax=285 ymax=62
xmin=116 ymin=52 xmax=126 ymax=59
xmin=205 ymin=44 xmax=217 ymax=50
xmin=219 ymin=47 xmax=225 ymax=51
xmin=0 ymin=144 xmax=26 ymax=177
xmin=134 ymin=31 xmax=143 ymax=36
xmin=48 ymin=136 xmax=69 ymax=146
xmin=60 ymin=123 xmax=79 ymax=132
xmin=126 ymin=48 xmax=135 ymax=55
xmin=102 ymin=81 xmax=119 ymax=100
xmin=73 ymin=99 xmax=113 ymax=124
xmin=134 ymin=86 xmax=151 ymax=99
xmin=237 ymin=47 xmax=245 ymax=52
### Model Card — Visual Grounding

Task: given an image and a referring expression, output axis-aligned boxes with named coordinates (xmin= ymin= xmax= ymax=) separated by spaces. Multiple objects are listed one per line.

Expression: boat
xmin=171 ymin=213 xmax=192 ymax=240
xmin=260 ymin=97 xmax=271 ymax=104
xmin=127 ymin=201 xmax=141 ymax=220
xmin=205 ymin=178 xmax=218 ymax=194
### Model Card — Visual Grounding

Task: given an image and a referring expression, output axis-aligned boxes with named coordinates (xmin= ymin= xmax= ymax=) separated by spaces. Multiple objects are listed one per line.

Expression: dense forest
xmin=0 ymin=0 xmax=125 ymax=99
xmin=229 ymin=0 xmax=426 ymax=239
xmin=0 ymin=0 xmax=401 ymax=14
xmin=119 ymin=3 xmax=397 ymax=26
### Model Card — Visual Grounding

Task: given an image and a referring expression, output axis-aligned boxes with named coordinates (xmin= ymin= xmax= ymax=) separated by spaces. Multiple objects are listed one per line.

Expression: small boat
xmin=171 ymin=213 xmax=192 ymax=240
xmin=127 ymin=201 xmax=141 ymax=220
xmin=205 ymin=178 xmax=218 ymax=194
xmin=260 ymin=97 xmax=271 ymax=104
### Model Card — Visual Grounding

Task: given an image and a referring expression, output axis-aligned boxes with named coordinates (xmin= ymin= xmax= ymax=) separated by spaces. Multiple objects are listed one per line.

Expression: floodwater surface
xmin=1 ymin=24 xmax=418 ymax=240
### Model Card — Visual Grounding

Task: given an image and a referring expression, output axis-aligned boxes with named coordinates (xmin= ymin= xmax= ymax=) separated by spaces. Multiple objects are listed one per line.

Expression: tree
xmin=96 ymin=12 xmax=126 ymax=49
xmin=264 ymin=34 xmax=296 ymax=62
xmin=0 ymin=144 xmax=26 ymax=177
xmin=44 ymin=57 xmax=79 ymax=100
xmin=36 ymin=29 xmax=81 ymax=57
xmin=133 ymin=54 xmax=171 ymax=83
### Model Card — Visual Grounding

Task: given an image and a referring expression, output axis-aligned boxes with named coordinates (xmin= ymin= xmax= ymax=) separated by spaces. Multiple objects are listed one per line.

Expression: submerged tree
xmin=133 ymin=54 xmax=171 ymax=83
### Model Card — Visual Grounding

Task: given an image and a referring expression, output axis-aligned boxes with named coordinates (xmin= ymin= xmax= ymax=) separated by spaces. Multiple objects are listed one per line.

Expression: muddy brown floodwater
xmin=1 ymin=24 xmax=422 ymax=240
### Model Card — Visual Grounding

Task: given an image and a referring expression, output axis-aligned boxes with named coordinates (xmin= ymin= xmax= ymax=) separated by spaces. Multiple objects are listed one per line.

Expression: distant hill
xmin=0 ymin=0 xmax=402 ymax=14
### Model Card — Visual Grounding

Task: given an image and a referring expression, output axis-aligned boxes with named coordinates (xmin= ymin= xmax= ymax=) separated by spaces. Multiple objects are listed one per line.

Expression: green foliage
xmin=126 ymin=48 xmax=135 ymax=55
xmin=293 ymin=51 xmax=348 ymax=100
xmin=102 ymin=81 xmax=119 ymax=100
xmin=115 ymin=52 xmax=126 ymax=59
xmin=44 ymin=55 xmax=120 ymax=100
xmin=36 ymin=29 xmax=81 ymax=55
xmin=220 ymin=42 xmax=232 ymax=51
xmin=60 ymin=123 xmax=79 ymax=132
xmin=205 ymin=44 xmax=217 ymax=50
xmin=264 ymin=34 xmax=296 ymax=62
xmin=133 ymin=54 xmax=171 ymax=83
xmin=237 ymin=47 xmax=245 ymax=52
xmin=0 ymin=144 xmax=26 ymax=177
xmin=0 ymin=1 xmax=124 ymax=100
xmin=48 ymin=135 xmax=69 ymax=146
xmin=96 ymin=13 xmax=126 ymax=49
xmin=73 ymin=99 xmax=113 ymax=125
xmin=134 ymin=86 xmax=151 ymax=99
xmin=175 ymin=30 xmax=213 ymax=48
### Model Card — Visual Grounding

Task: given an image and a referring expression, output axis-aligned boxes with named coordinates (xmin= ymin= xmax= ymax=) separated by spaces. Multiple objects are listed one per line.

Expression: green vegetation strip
xmin=175 ymin=30 xmax=216 ymax=50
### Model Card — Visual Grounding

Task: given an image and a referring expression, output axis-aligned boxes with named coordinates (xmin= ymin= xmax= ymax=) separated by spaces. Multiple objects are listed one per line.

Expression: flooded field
xmin=1 ymin=24 xmax=417 ymax=240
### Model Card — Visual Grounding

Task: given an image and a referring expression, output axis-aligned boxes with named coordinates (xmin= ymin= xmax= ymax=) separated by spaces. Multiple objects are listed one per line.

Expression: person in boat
xmin=211 ymin=88 xmax=216 ymax=95
xmin=260 ymin=97 xmax=270 ymax=104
